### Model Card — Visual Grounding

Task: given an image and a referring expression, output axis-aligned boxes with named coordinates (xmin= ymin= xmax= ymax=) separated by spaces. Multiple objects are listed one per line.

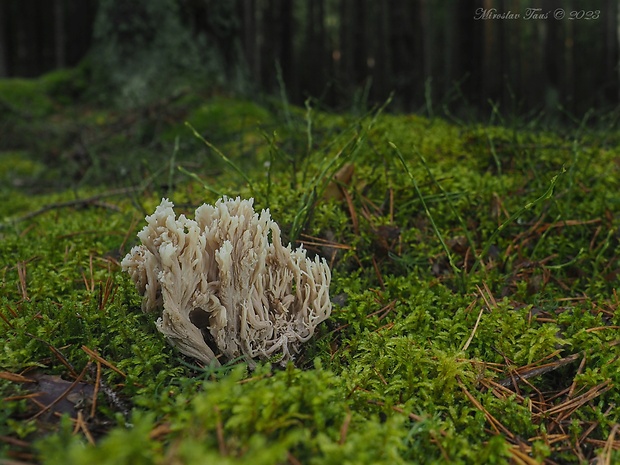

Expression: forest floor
xmin=1 ymin=66 xmax=620 ymax=465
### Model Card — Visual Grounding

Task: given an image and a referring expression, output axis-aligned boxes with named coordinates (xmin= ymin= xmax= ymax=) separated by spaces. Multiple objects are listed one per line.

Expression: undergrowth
xmin=1 ymin=69 xmax=619 ymax=464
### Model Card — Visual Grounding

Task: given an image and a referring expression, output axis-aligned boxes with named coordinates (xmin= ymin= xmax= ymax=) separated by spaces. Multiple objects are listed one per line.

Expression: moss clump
xmin=1 ymin=70 xmax=620 ymax=464
xmin=0 ymin=79 xmax=56 ymax=119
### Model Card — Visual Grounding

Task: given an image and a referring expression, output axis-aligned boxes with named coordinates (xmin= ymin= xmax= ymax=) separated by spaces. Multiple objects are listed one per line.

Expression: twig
xmin=214 ymin=405 xmax=228 ymax=456
xmin=82 ymin=345 xmax=127 ymax=378
xmin=597 ymin=424 xmax=620 ymax=465
xmin=339 ymin=411 xmax=352 ymax=445
xmin=508 ymin=445 xmax=540 ymax=465
xmin=459 ymin=382 xmax=515 ymax=440
xmin=17 ymin=262 xmax=28 ymax=301
xmin=74 ymin=410 xmax=95 ymax=445
xmin=5 ymin=187 xmax=138 ymax=225
xmin=541 ymin=380 xmax=612 ymax=418
xmin=497 ymin=340 xmax=620 ymax=388
xmin=287 ymin=452 xmax=303 ymax=465
xmin=566 ymin=355 xmax=587 ymax=399
xmin=462 ymin=297 xmax=483 ymax=351
xmin=90 ymin=361 xmax=102 ymax=419
xmin=25 ymin=332 xmax=78 ymax=378
xmin=497 ymin=352 xmax=582 ymax=388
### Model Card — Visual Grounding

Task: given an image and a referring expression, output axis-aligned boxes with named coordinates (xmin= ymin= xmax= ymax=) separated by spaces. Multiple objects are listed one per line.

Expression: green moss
xmin=39 ymin=66 xmax=91 ymax=105
xmin=0 ymin=151 xmax=46 ymax=182
xmin=1 ymin=72 xmax=619 ymax=463
xmin=0 ymin=79 xmax=56 ymax=119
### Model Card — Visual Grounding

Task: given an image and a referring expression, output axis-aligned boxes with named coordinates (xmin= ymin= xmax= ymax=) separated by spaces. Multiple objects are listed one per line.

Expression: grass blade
xmin=390 ymin=141 xmax=461 ymax=279
xmin=185 ymin=122 xmax=256 ymax=197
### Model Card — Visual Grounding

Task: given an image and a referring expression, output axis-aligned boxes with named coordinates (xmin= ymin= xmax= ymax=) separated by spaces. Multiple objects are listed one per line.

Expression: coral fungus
xmin=122 ymin=197 xmax=332 ymax=367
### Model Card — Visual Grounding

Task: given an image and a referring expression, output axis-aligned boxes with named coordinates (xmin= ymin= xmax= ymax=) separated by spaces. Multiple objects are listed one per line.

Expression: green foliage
xmin=37 ymin=412 xmax=163 ymax=465
xmin=1 ymin=70 xmax=620 ymax=464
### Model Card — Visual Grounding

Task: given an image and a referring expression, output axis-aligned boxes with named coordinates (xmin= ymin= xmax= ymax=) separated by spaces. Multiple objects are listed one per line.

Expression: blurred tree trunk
xmin=373 ymin=1 xmax=390 ymax=104
xmin=352 ymin=0 xmax=366 ymax=82
xmin=618 ymin=0 xmax=620 ymax=101
xmin=481 ymin=0 xmax=499 ymax=106
xmin=613 ymin=0 xmax=620 ymax=101
xmin=54 ymin=0 xmax=66 ymax=68
xmin=337 ymin=0 xmax=349 ymax=92
xmin=261 ymin=0 xmax=277 ymax=90
xmin=389 ymin=0 xmax=417 ymax=110
xmin=0 ymin=1 xmax=7 ymax=77
xmin=64 ymin=0 xmax=96 ymax=66
xmin=456 ymin=0 xmax=481 ymax=109
xmin=419 ymin=0 xmax=432 ymax=87
xmin=443 ymin=4 xmax=456 ymax=95
xmin=563 ymin=0 xmax=575 ymax=113
xmin=279 ymin=0 xmax=294 ymax=95
xmin=13 ymin=0 xmax=34 ymax=76
xmin=338 ymin=0 xmax=367 ymax=99
xmin=242 ymin=0 xmax=260 ymax=86
xmin=547 ymin=11 xmax=563 ymax=111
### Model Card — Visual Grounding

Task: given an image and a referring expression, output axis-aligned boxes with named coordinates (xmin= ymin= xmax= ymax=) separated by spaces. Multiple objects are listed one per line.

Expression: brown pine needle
xmin=462 ymin=298 xmax=483 ymax=351
xmin=287 ymin=451 xmax=303 ymax=465
xmin=17 ymin=261 xmax=28 ymax=301
xmin=371 ymin=256 xmax=385 ymax=289
xmin=460 ymin=382 xmax=515 ymax=440
xmin=75 ymin=410 xmax=95 ymax=445
xmin=509 ymin=445 xmax=539 ymax=465
xmin=297 ymin=234 xmax=352 ymax=250
xmin=341 ymin=185 xmax=359 ymax=235
xmin=497 ymin=352 xmax=581 ymax=388
xmin=149 ymin=423 xmax=172 ymax=440
xmin=477 ymin=283 xmax=497 ymax=310
xmin=541 ymin=380 xmax=612 ymax=418
xmin=214 ymin=405 xmax=227 ymax=456
xmin=82 ymin=345 xmax=127 ymax=378
xmin=598 ymin=424 xmax=620 ymax=465
xmin=339 ymin=411 xmax=352 ymax=445
xmin=0 ymin=372 xmax=36 ymax=384
xmin=90 ymin=361 xmax=102 ymax=419
xmin=0 ymin=434 xmax=31 ymax=449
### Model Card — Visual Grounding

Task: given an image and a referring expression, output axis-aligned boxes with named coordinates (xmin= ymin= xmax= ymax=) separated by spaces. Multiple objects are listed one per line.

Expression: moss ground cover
xmin=1 ymin=70 xmax=619 ymax=464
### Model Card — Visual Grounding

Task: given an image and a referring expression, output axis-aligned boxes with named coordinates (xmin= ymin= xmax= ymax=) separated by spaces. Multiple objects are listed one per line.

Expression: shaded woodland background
xmin=0 ymin=0 xmax=618 ymax=118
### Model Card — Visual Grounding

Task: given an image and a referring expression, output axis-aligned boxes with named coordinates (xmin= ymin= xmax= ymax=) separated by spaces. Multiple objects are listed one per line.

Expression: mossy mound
xmin=1 ymin=70 xmax=619 ymax=464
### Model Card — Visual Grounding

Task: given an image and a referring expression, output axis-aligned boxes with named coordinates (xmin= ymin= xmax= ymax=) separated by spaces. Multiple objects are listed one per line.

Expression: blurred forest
xmin=0 ymin=0 xmax=618 ymax=118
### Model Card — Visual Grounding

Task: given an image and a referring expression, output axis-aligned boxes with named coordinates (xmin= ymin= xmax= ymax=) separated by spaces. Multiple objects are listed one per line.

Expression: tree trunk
xmin=0 ymin=1 xmax=7 ymax=77
xmin=279 ymin=0 xmax=294 ymax=97
xmin=617 ymin=0 xmax=620 ymax=101
xmin=242 ymin=0 xmax=259 ymax=86
xmin=563 ymin=0 xmax=575 ymax=113
xmin=54 ymin=0 xmax=66 ymax=68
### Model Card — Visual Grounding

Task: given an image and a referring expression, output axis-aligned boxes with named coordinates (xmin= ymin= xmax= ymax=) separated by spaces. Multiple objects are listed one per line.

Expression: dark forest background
xmin=0 ymin=0 xmax=618 ymax=118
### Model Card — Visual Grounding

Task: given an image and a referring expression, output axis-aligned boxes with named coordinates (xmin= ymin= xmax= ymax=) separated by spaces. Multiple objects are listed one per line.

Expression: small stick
xmin=338 ymin=411 xmax=352 ymax=445
xmin=462 ymin=298 xmax=483 ymax=351
xmin=214 ymin=405 xmax=228 ymax=456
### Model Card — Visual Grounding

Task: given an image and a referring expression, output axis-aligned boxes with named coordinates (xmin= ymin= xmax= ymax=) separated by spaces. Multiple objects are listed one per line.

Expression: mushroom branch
xmin=122 ymin=197 xmax=332 ymax=367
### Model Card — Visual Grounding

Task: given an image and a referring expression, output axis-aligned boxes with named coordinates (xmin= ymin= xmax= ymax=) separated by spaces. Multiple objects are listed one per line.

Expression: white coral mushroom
xmin=121 ymin=197 xmax=332 ymax=367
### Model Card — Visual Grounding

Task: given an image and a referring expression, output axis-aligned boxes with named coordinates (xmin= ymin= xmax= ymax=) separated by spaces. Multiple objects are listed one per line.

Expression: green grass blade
xmin=185 ymin=122 xmax=256 ymax=197
xmin=177 ymin=165 xmax=224 ymax=197
xmin=390 ymin=141 xmax=461 ymax=279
